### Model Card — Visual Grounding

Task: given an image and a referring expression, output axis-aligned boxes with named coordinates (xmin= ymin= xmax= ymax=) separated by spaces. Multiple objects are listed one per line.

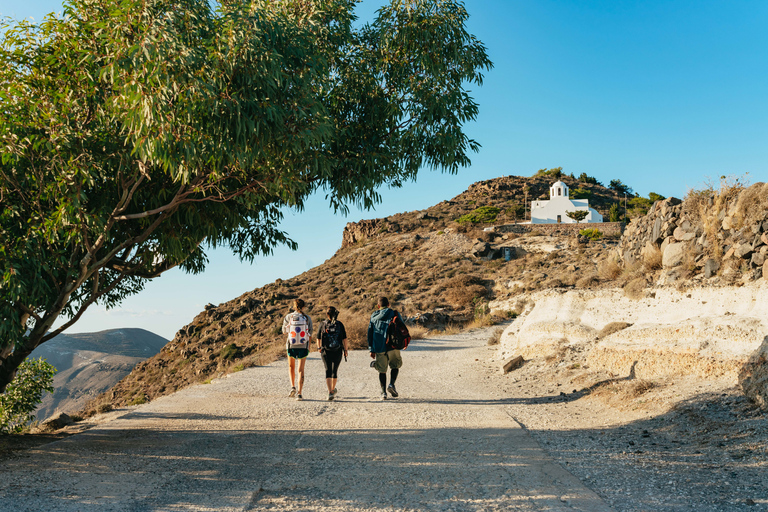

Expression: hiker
xmin=282 ymin=298 xmax=313 ymax=400
xmin=317 ymin=306 xmax=349 ymax=401
xmin=367 ymin=296 xmax=404 ymax=400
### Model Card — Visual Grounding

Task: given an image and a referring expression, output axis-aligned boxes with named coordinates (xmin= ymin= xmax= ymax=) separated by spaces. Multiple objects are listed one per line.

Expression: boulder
xmin=652 ymin=217 xmax=663 ymax=243
xmin=703 ymin=258 xmax=720 ymax=278
xmin=502 ymin=355 xmax=525 ymax=373
xmin=673 ymin=227 xmax=695 ymax=242
xmin=735 ymin=243 xmax=754 ymax=260
xmin=662 ymin=242 xmax=685 ymax=268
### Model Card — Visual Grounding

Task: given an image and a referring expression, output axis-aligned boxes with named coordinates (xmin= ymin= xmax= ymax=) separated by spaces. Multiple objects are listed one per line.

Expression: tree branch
xmin=41 ymin=273 xmax=129 ymax=342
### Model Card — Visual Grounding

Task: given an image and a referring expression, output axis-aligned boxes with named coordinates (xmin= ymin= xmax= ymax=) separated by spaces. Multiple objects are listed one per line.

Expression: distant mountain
xmin=30 ymin=328 xmax=168 ymax=421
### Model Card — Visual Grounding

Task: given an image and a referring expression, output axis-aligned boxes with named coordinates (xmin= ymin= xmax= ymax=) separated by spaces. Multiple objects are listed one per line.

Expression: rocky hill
xmin=82 ymin=174 xmax=768 ymax=415
xmin=30 ymin=328 xmax=167 ymax=421
xmin=81 ymin=173 xmax=626 ymax=413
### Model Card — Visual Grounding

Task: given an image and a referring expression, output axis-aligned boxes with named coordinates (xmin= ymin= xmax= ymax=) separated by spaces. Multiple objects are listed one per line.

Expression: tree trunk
xmin=0 ymin=336 xmax=39 ymax=393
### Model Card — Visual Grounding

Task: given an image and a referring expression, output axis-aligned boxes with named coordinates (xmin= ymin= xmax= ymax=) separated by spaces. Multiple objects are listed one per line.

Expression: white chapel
xmin=530 ymin=181 xmax=603 ymax=224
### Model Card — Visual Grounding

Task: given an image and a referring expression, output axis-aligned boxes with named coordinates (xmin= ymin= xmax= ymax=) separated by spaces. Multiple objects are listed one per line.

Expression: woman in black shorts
xmin=282 ymin=298 xmax=312 ymax=400
xmin=317 ymin=306 xmax=348 ymax=401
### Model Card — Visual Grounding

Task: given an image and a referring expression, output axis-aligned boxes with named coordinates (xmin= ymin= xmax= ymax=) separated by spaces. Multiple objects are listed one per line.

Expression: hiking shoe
xmin=288 ymin=387 xmax=296 ymax=398
xmin=296 ymin=394 xmax=303 ymax=401
xmin=328 ymin=392 xmax=334 ymax=401
xmin=387 ymin=384 xmax=399 ymax=398
xmin=331 ymin=388 xmax=338 ymax=398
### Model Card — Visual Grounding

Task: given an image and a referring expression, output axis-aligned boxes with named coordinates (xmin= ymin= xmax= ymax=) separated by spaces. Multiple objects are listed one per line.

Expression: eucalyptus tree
xmin=0 ymin=0 xmax=492 ymax=391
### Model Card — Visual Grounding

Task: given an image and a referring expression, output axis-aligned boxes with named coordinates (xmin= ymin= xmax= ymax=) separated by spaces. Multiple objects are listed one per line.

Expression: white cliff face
xmin=490 ymin=283 xmax=768 ymax=401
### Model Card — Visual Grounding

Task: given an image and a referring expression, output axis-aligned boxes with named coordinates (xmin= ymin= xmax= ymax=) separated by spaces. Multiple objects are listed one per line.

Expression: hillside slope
xmin=83 ymin=174 xmax=625 ymax=413
xmin=84 ymin=176 xmax=768 ymax=414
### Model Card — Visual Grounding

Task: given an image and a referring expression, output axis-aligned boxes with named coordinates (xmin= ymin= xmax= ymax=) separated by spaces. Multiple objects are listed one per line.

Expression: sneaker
xmin=380 ymin=388 xmax=388 ymax=400
xmin=331 ymin=388 xmax=338 ymax=397
xmin=288 ymin=387 xmax=296 ymax=398
xmin=328 ymin=392 xmax=334 ymax=401
xmin=387 ymin=384 xmax=399 ymax=398
xmin=296 ymin=394 xmax=303 ymax=401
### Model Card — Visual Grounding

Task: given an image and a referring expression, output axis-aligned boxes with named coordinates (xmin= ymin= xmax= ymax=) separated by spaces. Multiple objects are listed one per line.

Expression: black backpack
xmin=386 ymin=311 xmax=411 ymax=350
xmin=323 ymin=320 xmax=343 ymax=351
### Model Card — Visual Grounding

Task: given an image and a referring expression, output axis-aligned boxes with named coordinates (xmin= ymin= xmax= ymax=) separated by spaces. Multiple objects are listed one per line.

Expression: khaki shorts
xmin=373 ymin=350 xmax=402 ymax=373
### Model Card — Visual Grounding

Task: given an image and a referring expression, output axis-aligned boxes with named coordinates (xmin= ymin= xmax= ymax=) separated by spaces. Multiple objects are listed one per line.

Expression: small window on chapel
xmin=557 ymin=188 xmax=561 ymax=196
xmin=557 ymin=215 xmax=561 ymax=223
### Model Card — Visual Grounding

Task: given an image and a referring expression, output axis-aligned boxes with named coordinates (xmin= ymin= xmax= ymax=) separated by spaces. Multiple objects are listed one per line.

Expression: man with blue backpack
xmin=282 ymin=298 xmax=313 ymax=401
xmin=368 ymin=296 xmax=410 ymax=400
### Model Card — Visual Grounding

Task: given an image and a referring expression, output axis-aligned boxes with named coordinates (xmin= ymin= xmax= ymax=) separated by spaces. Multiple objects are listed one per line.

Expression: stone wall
xmin=496 ymin=222 xmax=625 ymax=237
xmin=617 ymin=186 xmax=768 ymax=283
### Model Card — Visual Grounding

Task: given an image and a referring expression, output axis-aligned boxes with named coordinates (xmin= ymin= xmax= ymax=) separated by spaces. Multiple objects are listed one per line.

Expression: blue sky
xmin=3 ymin=0 xmax=767 ymax=339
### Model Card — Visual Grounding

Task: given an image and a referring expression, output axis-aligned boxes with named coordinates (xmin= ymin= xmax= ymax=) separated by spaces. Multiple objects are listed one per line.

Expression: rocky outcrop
xmin=617 ymin=184 xmax=768 ymax=284
xmin=341 ymin=219 xmax=388 ymax=248
xmin=739 ymin=337 xmax=768 ymax=409
xmin=491 ymin=284 xmax=768 ymax=407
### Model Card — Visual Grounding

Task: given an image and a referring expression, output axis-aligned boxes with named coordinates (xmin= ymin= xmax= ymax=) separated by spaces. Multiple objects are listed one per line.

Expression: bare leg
xmin=297 ymin=358 xmax=306 ymax=395
xmin=330 ymin=377 xmax=337 ymax=393
xmin=288 ymin=357 xmax=296 ymax=388
xmin=326 ymin=378 xmax=334 ymax=393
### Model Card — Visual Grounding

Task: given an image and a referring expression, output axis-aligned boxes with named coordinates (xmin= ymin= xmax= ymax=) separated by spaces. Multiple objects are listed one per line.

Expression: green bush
xmin=578 ymin=173 xmax=601 ymax=185
xmin=220 ymin=343 xmax=240 ymax=360
xmin=579 ymin=228 xmax=603 ymax=240
xmin=534 ymin=167 xmax=563 ymax=179
xmin=0 ymin=358 xmax=56 ymax=433
xmin=456 ymin=206 xmax=501 ymax=224
xmin=570 ymin=188 xmax=592 ymax=199
xmin=609 ymin=203 xmax=621 ymax=222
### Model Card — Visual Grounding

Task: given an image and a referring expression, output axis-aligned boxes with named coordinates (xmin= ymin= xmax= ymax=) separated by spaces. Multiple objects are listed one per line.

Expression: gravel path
xmin=1 ymin=327 xmax=613 ymax=512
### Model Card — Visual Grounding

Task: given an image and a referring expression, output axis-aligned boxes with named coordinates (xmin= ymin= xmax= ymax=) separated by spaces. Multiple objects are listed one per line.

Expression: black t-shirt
xmin=318 ymin=320 xmax=347 ymax=350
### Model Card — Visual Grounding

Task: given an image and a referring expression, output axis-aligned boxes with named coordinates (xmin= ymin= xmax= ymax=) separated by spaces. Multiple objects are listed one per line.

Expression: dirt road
xmin=1 ymin=327 xmax=613 ymax=511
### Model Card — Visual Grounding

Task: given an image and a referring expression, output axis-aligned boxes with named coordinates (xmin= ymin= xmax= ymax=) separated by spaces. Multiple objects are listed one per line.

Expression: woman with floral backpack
xmin=282 ymin=298 xmax=313 ymax=400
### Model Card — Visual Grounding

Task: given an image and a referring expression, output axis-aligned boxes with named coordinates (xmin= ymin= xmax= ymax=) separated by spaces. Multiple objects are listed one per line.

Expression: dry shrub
xmin=642 ymin=246 xmax=662 ymax=271
xmin=616 ymin=261 xmax=644 ymax=287
xmin=623 ymin=277 xmax=647 ymax=299
xmin=627 ymin=379 xmax=656 ymax=397
xmin=598 ymin=258 xmax=622 ymax=281
xmin=441 ymin=323 xmax=464 ymax=335
xmin=597 ymin=322 xmax=632 ymax=340
xmin=684 ymin=174 xmax=750 ymax=261
xmin=339 ymin=311 xmax=370 ymax=350
xmin=733 ymin=182 xmax=768 ymax=228
xmin=447 ymin=274 xmax=484 ymax=288
xmin=446 ymin=285 xmax=487 ymax=306
xmin=445 ymin=275 xmax=487 ymax=306
xmin=408 ymin=324 xmax=430 ymax=340
xmin=592 ymin=379 xmax=656 ymax=401
xmin=542 ymin=277 xmax=564 ymax=288
xmin=575 ymin=273 xmax=599 ymax=288
xmin=487 ymin=327 xmax=504 ymax=346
